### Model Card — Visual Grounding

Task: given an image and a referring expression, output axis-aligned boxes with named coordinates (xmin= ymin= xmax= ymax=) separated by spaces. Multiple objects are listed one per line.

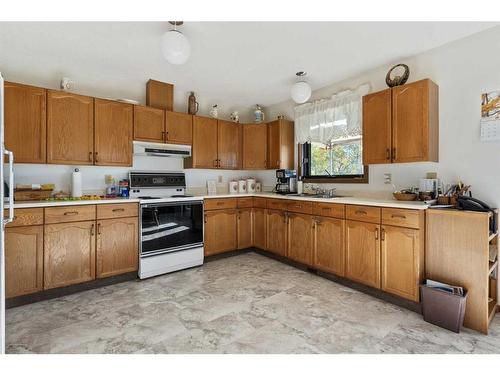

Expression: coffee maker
xmin=275 ymin=169 xmax=297 ymax=195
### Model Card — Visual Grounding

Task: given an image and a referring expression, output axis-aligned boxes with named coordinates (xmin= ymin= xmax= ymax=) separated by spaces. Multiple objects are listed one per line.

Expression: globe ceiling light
xmin=161 ymin=21 xmax=191 ymax=65
xmin=290 ymin=71 xmax=312 ymax=104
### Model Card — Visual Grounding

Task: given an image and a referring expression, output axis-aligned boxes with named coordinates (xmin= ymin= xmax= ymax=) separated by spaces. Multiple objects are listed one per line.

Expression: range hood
xmin=133 ymin=141 xmax=191 ymax=158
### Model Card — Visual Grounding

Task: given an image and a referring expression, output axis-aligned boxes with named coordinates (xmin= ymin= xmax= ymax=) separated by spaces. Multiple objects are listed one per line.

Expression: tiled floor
xmin=6 ymin=252 xmax=500 ymax=354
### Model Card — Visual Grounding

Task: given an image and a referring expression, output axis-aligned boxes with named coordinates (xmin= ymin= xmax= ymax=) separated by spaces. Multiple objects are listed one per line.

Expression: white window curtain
xmin=294 ymin=83 xmax=371 ymax=145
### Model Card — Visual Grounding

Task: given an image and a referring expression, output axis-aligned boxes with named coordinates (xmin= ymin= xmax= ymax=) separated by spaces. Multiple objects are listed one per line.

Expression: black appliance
xmin=274 ymin=169 xmax=298 ymax=195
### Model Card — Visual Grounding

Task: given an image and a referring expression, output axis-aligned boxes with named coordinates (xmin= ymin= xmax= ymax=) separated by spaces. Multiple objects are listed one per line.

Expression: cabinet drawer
xmin=346 ymin=205 xmax=381 ymax=223
xmin=204 ymin=198 xmax=237 ymax=211
xmin=253 ymin=197 xmax=267 ymax=209
xmin=97 ymin=203 xmax=138 ymax=219
xmin=266 ymin=198 xmax=287 ymax=211
xmin=45 ymin=205 xmax=96 ymax=224
xmin=382 ymin=208 xmax=422 ymax=229
xmin=312 ymin=202 xmax=345 ymax=219
xmin=286 ymin=200 xmax=312 ymax=214
xmin=237 ymin=197 xmax=254 ymax=208
xmin=5 ymin=208 xmax=44 ymax=227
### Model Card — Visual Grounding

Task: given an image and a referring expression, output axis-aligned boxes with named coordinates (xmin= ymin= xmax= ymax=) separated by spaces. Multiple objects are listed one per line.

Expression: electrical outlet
xmin=384 ymin=173 xmax=392 ymax=184
xmin=217 ymin=175 xmax=223 ymax=183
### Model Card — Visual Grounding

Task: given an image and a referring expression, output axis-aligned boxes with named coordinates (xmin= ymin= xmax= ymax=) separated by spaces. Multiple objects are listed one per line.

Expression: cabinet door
xmin=392 ymin=79 xmax=437 ymax=163
xmin=96 ymin=217 xmax=138 ymax=278
xmin=253 ymin=207 xmax=267 ymax=249
xmin=381 ymin=225 xmax=421 ymax=301
xmin=345 ymin=220 xmax=381 ymax=288
xmin=165 ymin=111 xmax=193 ymax=145
xmin=44 ymin=221 xmax=96 ymax=289
xmin=133 ymin=105 xmax=165 ymax=143
xmin=191 ymin=116 xmax=218 ymax=168
xmin=47 ymin=90 xmax=94 ymax=165
xmin=237 ymin=208 xmax=253 ymax=249
xmin=267 ymin=119 xmax=294 ymax=169
xmin=218 ymin=120 xmax=241 ymax=169
xmin=362 ymin=89 xmax=392 ymax=164
xmin=242 ymin=123 xmax=267 ymax=169
xmin=287 ymin=213 xmax=313 ymax=265
xmin=266 ymin=209 xmax=287 ymax=257
xmin=5 ymin=225 xmax=43 ymax=298
xmin=94 ymin=99 xmax=133 ymax=166
xmin=313 ymin=217 xmax=345 ymax=276
xmin=204 ymin=209 xmax=237 ymax=256
xmin=4 ymin=82 xmax=46 ymax=163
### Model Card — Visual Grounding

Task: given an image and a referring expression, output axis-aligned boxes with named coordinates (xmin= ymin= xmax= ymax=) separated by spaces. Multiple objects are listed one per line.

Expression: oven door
xmin=140 ymin=200 xmax=203 ymax=257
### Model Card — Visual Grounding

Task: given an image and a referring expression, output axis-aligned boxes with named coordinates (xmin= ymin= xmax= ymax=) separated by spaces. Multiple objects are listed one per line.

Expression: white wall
xmin=267 ymin=26 xmax=500 ymax=208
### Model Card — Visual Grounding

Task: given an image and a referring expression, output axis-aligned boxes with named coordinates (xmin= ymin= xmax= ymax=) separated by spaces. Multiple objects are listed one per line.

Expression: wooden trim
xmin=302 ymin=166 xmax=369 ymax=184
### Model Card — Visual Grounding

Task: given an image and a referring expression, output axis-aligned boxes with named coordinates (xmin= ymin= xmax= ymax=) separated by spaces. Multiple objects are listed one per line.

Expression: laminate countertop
xmin=6 ymin=193 xmax=429 ymax=210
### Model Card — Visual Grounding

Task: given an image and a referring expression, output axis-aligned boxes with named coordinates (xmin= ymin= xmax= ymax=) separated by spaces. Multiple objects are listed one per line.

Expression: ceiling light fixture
xmin=161 ymin=21 xmax=191 ymax=65
xmin=290 ymin=71 xmax=312 ymax=104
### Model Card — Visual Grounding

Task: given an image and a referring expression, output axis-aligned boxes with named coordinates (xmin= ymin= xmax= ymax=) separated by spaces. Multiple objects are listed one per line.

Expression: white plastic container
xmin=246 ymin=178 xmax=256 ymax=193
xmin=238 ymin=180 xmax=247 ymax=193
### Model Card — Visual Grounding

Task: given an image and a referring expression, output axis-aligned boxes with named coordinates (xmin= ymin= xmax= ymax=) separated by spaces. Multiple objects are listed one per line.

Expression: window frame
xmin=299 ymin=142 xmax=369 ymax=184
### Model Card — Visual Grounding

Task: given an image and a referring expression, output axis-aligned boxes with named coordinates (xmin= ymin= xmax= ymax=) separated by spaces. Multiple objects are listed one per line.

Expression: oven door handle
xmin=152 ymin=208 xmax=160 ymax=227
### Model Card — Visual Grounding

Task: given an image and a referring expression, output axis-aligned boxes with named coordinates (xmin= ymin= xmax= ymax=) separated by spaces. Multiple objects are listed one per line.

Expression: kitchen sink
xmin=288 ymin=193 xmax=348 ymax=199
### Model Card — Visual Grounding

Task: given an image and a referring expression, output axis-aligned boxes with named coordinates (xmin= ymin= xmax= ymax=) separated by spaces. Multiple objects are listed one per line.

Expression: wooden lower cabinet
xmin=381 ymin=225 xmax=422 ymax=301
xmin=237 ymin=209 xmax=253 ymax=249
xmin=313 ymin=217 xmax=345 ymax=276
xmin=5 ymin=225 xmax=44 ymax=298
xmin=204 ymin=209 xmax=237 ymax=256
xmin=345 ymin=220 xmax=381 ymax=288
xmin=253 ymin=208 xmax=267 ymax=249
xmin=44 ymin=221 xmax=96 ymax=289
xmin=266 ymin=210 xmax=287 ymax=256
xmin=287 ymin=213 xmax=313 ymax=265
xmin=96 ymin=217 xmax=139 ymax=279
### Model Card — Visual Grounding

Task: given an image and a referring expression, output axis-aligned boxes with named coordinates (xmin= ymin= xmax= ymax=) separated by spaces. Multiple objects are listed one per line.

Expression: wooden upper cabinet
xmin=392 ymin=79 xmax=438 ymax=163
xmin=5 ymin=225 xmax=44 ymax=298
xmin=345 ymin=220 xmax=381 ymax=288
xmin=287 ymin=213 xmax=313 ymax=265
xmin=94 ymin=99 xmax=133 ymax=166
xmin=133 ymin=105 xmax=165 ymax=143
xmin=189 ymin=116 xmax=218 ymax=169
xmin=242 ymin=123 xmax=267 ymax=169
xmin=362 ymin=79 xmax=438 ymax=165
xmin=47 ymin=90 xmax=94 ymax=165
xmin=44 ymin=221 xmax=96 ymax=289
xmin=96 ymin=217 xmax=138 ymax=279
xmin=267 ymin=119 xmax=294 ymax=170
xmin=4 ymin=82 xmax=46 ymax=163
xmin=362 ymin=89 xmax=392 ymax=164
xmin=165 ymin=111 xmax=193 ymax=145
xmin=218 ymin=120 xmax=241 ymax=169
xmin=313 ymin=217 xmax=345 ymax=277
xmin=381 ymin=225 xmax=422 ymax=301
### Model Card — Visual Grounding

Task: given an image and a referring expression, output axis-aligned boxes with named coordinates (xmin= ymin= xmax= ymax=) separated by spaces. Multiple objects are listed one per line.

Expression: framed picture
xmin=481 ymin=90 xmax=500 ymax=119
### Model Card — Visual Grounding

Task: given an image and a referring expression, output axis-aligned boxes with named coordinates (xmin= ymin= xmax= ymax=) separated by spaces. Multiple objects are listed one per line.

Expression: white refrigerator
xmin=0 ymin=72 xmax=15 ymax=354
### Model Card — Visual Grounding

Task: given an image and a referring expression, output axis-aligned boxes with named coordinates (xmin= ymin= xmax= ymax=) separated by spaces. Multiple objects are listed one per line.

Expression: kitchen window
xmin=296 ymin=84 xmax=370 ymax=183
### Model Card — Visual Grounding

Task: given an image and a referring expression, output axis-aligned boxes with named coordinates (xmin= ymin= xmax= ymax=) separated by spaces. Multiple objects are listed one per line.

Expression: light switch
xmin=384 ymin=173 xmax=392 ymax=184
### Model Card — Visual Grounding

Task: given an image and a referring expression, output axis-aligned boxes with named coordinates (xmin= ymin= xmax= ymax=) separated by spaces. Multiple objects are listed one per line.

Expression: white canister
xmin=255 ymin=182 xmax=262 ymax=192
xmin=246 ymin=178 xmax=256 ymax=193
xmin=297 ymin=180 xmax=303 ymax=195
xmin=229 ymin=181 xmax=239 ymax=194
xmin=238 ymin=180 xmax=247 ymax=193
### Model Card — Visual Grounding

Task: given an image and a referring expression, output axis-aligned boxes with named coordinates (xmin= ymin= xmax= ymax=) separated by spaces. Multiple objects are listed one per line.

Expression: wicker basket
xmin=14 ymin=189 xmax=53 ymax=201
xmin=393 ymin=192 xmax=417 ymax=201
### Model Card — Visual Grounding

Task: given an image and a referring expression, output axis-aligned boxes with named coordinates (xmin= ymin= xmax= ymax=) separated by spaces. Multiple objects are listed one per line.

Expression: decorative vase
xmin=210 ymin=104 xmax=218 ymax=118
xmin=254 ymin=105 xmax=265 ymax=123
xmin=230 ymin=111 xmax=240 ymax=123
xmin=188 ymin=92 xmax=199 ymax=115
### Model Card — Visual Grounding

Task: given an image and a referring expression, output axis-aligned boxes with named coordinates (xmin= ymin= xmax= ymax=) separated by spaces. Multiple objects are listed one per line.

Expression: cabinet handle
xmin=162 ymin=131 xmax=166 ymax=142
xmin=216 ymin=201 xmax=224 ymax=206
xmin=166 ymin=131 xmax=169 ymax=141
xmin=386 ymin=148 xmax=390 ymax=160
xmin=90 ymin=223 xmax=95 ymax=236
xmin=375 ymin=227 xmax=379 ymax=240
xmin=89 ymin=151 xmax=93 ymax=162
xmin=392 ymin=147 xmax=396 ymax=161
xmin=112 ymin=208 xmax=125 ymax=212
xmin=381 ymin=228 xmax=385 ymax=241
xmin=213 ymin=159 xmax=218 ymax=167
xmin=95 ymin=152 xmax=99 ymax=163
xmin=391 ymin=214 xmax=406 ymax=219
xmin=204 ymin=215 xmax=207 ymax=224
xmin=355 ymin=210 xmax=367 ymax=215
xmin=64 ymin=211 xmax=79 ymax=216
xmin=97 ymin=223 xmax=101 ymax=235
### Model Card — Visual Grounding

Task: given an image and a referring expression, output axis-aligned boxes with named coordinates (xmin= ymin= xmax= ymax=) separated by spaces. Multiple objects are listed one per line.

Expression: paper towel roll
xmin=71 ymin=168 xmax=82 ymax=198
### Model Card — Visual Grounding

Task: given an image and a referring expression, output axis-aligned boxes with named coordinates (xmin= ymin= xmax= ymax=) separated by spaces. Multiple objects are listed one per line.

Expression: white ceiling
xmin=0 ymin=22 xmax=496 ymax=112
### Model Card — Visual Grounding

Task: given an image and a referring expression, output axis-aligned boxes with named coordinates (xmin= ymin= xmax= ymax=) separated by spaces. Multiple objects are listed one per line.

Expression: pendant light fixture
xmin=161 ymin=21 xmax=191 ymax=65
xmin=290 ymin=71 xmax=312 ymax=104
